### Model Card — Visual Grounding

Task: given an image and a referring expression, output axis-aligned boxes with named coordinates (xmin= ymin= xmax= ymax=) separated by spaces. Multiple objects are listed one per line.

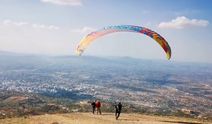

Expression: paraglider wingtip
xmin=75 ymin=46 xmax=83 ymax=56
xmin=76 ymin=50 xmax=83 ymax=56
xmin=76 ymin=52 xmax=81 ymax=56
xmin=167 ymin=55 xmax=171 ymax=60
xmin=166 ymin=51 xmax=171 ymax=60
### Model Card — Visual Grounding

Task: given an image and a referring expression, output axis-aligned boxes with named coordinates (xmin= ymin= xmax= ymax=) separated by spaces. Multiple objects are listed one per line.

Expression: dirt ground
xmin=0 ymin=112 xmax=210 ymax=124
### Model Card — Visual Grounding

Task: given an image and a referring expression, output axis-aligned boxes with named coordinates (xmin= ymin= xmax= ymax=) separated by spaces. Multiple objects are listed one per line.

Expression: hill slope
xmin=0 ymin=113 xmax=209 ymax=124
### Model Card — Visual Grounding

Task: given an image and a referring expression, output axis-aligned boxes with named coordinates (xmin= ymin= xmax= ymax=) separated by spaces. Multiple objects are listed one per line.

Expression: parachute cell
xmin=76 ymin=25 xmax=171 ymax=60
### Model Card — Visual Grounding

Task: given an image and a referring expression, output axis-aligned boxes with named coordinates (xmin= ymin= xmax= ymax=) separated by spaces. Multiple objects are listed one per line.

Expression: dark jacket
xmin=91 ymin=102 xmax=96 ymax=108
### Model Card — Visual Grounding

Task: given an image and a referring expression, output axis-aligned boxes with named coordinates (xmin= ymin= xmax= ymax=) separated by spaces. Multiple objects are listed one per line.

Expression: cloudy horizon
xmin=0 ymin=0 xmax=211 ymax=63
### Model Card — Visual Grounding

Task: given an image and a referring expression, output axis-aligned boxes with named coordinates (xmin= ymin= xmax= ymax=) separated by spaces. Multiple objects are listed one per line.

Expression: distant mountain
xmin=0 ymin=50 xmax=212 ymax=118
xmin=0 ymin=50 xmax=212 ymax=76
xmin=0 ymin=50 xmax=19 ymax=56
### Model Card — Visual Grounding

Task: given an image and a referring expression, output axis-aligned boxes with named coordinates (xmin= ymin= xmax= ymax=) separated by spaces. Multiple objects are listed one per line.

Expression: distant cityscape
xmin=0 ymin=52 xmax=211 ymax=118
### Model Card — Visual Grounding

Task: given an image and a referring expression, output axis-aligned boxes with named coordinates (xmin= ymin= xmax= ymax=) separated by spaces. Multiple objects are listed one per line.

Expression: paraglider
xmin=76 ymin=25 xmax=171 ymax=60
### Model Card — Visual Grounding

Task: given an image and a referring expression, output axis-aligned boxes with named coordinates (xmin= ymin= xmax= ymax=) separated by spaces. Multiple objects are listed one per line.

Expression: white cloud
xmin=2 ymin=19 xmax=12 ymax=25
xmin=1 ymin=19 xmax=59 ymax=30
xmin=32 ymin=24 xmax=60 ymax=30
xmin=72 ymin=27 xmax=96 ymax=34
xmin=48 ymin=25 xmax=60 ymax=30
xmin=3 ymin=19 xmax=28 ymax=27
xmin=40 ymin=0 xmax=82 ymax=6
xmin=0 ymin=19 xmax=71 ymax=56
xmin=158 ymin=16 xmax=209 ymax=29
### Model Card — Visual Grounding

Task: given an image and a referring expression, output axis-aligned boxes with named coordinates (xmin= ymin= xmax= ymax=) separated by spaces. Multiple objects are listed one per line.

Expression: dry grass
xmin=0 ymin=113 xmax=210 ymax=124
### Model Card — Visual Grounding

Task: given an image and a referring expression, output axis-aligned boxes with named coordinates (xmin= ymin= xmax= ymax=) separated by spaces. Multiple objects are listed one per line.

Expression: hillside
xmin=0 ymin=112 xmax=209 ymax=124
xmin=0 ymin=52 xmax=212 ymax=121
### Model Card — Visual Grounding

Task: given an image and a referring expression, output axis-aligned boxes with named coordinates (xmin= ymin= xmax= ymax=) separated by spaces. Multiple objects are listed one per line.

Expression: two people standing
xmin=91 ymin=100 xmax=101 ymax=115
xmin=91 ymin=100 xmax=122 ymax=120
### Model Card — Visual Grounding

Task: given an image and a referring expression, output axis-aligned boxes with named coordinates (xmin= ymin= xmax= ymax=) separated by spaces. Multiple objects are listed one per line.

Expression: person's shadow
xmin=100 ymin=113 xmax=114 ymax=116
xmin=160 ymin=120 xmax=202 ymax=124
xmin=117 ymin=118 xmax=139 ymax=121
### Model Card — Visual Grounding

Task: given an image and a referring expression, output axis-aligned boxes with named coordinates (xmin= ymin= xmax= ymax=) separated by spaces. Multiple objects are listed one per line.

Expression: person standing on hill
xmin=96 ymin=100 xmax=102 ymax=115
xmin=91 ymin=100 xmax=96 ymax=114
xmin=114 ymin=102 xmax=122 ymax=120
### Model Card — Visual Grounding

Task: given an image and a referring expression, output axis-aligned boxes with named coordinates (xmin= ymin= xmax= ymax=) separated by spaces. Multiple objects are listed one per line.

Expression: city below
xmin=0 ymin=51 xmax=211 ymax=119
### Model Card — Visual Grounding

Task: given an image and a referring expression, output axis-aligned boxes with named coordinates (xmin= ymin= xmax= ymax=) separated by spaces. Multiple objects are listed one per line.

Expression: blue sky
xmin=0 ymin=0 xmax=212 ymax=63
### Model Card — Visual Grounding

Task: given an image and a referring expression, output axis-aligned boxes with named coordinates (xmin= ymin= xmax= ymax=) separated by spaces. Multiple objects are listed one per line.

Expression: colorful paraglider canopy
xmin=76 ymin=25 xmax=171 ymax=60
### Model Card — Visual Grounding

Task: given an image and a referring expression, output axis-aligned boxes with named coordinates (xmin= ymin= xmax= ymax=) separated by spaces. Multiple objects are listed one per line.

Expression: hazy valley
xmin=0 ymin=52 xmax=211 ymax=121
